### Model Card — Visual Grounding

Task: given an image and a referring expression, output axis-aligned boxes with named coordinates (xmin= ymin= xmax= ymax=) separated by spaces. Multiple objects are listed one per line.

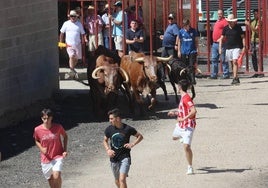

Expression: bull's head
xmin=134 ymin=55 xmax=173 ymax=82
xmin=92 ymin=65 xmax=129 ymax=94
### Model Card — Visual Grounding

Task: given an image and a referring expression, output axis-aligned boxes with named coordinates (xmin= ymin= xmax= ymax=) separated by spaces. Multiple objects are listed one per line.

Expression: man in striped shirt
xmin=168 ymin=79 xmax=197 ymax=175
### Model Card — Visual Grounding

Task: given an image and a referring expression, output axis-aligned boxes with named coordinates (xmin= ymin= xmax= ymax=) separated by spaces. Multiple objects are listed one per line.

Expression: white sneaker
xmin=186 ymin=166 xmax=194 ymax=175
xmin=74 ymin=72 xmax=79 ymax=80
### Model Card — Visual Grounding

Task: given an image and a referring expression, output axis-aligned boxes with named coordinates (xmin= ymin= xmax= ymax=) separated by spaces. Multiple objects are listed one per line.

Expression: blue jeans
xmin=103 ymin=36 xmax=110 ymax=49
xmin=211 ymin=43 xmax=229 ymax=78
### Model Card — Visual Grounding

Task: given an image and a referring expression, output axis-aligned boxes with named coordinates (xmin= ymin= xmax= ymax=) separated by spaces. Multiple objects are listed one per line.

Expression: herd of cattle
xmin=87 ymin=46 xmax=196 ymax=118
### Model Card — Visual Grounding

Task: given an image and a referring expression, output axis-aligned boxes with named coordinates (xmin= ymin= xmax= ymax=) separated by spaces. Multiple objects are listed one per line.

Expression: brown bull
xmin=92 ymin=55 xmax=129 ymax=94
xmin=120 ymin=52 xmax=172 ymax=114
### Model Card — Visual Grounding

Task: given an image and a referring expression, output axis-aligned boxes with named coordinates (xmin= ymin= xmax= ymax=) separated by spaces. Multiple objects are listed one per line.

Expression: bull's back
xmin=120 ymin=55 xmax=144 ymax=85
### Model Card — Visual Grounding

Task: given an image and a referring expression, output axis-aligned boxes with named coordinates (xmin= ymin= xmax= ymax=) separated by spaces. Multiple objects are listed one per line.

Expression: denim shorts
xmin=111 ymin=157 xmax=131 ymax=180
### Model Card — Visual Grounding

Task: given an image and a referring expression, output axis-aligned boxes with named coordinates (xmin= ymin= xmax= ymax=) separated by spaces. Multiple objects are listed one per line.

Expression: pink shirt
xmin=85 ymin=15 xmax=103 ymax=34
xmin=177 ymin=93 xmax=196 ymax=129
xmin=212 ymin=18 xmax=228 ymax=42
xmin=33 ymin=123 xmax=66 ymax=163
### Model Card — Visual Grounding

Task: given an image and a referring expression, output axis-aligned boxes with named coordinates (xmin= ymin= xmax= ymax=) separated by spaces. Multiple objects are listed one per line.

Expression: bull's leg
xmin=190 ymin=85 xmax=196 ymax=100
xmin=158 ymin=79 xmax=169 ymax=101
xmin=170 ymin=80 xmax=179 ymax=104
xmin=148 ymin=89 xmax=157 ymax=110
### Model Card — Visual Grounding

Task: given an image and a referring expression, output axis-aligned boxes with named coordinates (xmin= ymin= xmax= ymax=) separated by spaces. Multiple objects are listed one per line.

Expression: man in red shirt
xmin=33 ymin=109 xmax=68 ymax=188
xmin=168 ymin=79 xmax=197 ymax=175
xmin=210 ymin=9 xmax=229 ymax=79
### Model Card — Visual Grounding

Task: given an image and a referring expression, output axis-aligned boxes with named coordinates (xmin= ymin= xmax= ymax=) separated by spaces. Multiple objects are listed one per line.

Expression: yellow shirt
xmin=250 ymin=19 xmax=259 ymax=43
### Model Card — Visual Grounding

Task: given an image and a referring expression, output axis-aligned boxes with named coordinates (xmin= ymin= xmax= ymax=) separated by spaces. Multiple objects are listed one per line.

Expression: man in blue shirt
xmin=111 ymin=1 xmax=128 ymax=57
xmin=177 ymin=19 xmax=199 ymax=84
xmin=159 ymin=13 xmax=180 ymax=81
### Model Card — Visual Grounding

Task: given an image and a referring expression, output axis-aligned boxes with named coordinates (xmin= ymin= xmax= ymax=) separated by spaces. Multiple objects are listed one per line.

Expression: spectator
xmin=110 ymin=1 xmax=128 ymax=57
xmin=85 ymin=5 xmax=104 ymax=57
xmin=159 ymin=13 xmax=180 ymax=81
xmin=125 ymin=19 xmax=144 ymax=53
xmin=59 ymin=10 xmax=88 ymax=79
xmin=33 ymin=108 xmax=68 ymax=188
xmin=167 ymin=79 xmax=197 ymax=175
xmin=245 ymin=9 xmax=264 ymax=78
xmin=177 ymin=19 xmax=199 ymax=85
xmin=102 ymin=4 xmax=114 ymax=49
xmin=103 ymin=108 xmax=143 ymax=188
xmin=126 ymin=5 xmax=143 ymax=29
xmin=219 ymin=14 xmax=245 ymax=85
xmin=210 ymin=9 xmax=230 ymax=79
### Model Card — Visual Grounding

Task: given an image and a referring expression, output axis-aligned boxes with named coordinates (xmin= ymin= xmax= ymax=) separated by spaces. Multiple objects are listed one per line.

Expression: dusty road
xmin=0 ymin=75 xmax=268 ymax=188
xmin=61 ymin=76 xmax=268 ymax=188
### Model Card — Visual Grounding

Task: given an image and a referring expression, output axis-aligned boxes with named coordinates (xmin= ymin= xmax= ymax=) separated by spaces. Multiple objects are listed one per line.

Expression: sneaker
xmin=231 ymin=77 xmax=240 ymax=85
xmin=209 ymin=76 xmax=217 ymax=79
xmin=221 ymin=75 xmax=230 ymax=79
xmin=186 ymin=166 xmax=194 ymax=175
xmin=251 ymin=74 xmax=259 ymax=78
xmin=257 ymin=74 xmax=264 ymax=78
xmin=74 ymin=72 xmax=79 ymax=80
xmin=64 ymin=72 xmax=74 ymax=79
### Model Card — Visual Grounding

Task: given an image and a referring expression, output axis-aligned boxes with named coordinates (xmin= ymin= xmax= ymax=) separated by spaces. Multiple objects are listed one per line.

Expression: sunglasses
xmin=70 ymin=15 xmax=77 ymax=18
xmin=168 ymin=17 xmax=174 ymax=20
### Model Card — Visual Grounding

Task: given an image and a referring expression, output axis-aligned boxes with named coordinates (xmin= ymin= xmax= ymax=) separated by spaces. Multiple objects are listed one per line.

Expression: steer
xmin=87 ymin=46 xmax=128 ymax=119
xmin=120 ymin=51 xmax=172 ymax=115
xmin=166 ymin=57 xmax=196 ymax=103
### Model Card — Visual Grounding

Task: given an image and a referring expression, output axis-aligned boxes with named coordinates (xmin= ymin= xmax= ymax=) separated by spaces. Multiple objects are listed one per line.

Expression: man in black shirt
xmin=103 ymin=108 xmax=143 ymax=188
xmin=219 ymin=14 xmax=245 ymax=85
xmin=125 ymin=19 xmax=144 ymax=53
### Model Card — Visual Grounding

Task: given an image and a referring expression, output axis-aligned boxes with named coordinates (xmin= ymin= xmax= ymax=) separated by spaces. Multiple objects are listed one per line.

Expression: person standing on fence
xmin=110 ymin=1 xmax=128 ymax=58
xmin=177 ymin=19 xmax=199 ymax=85
xmin=85 ymin=5 xmax=104 ymax=57
xmin=103 ymin=108 xmax=143 ymax=188
xmin=33 ymin=108 xmax=68 ymax=188
xmin=210 ymin=9 xmax=229 ymax=79
xmin=126 ymin=19 xmax=144 ymax=53
xmin=102 ymin=4 xmax=114 ymax=49
xmin=159 ymin=13 xmax=180 ymax=82
xmin=59 ymin=10 xmax=88 ymax=79
xmin=219 ymin=14 xmax=245 ymax=85
xmin=245 ymin=9 xmax=264 ymax=78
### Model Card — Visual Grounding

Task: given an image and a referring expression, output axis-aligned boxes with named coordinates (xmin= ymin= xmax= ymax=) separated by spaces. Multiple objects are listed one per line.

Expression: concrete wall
xmin=0 ymin=0 xmax=59 ymax=128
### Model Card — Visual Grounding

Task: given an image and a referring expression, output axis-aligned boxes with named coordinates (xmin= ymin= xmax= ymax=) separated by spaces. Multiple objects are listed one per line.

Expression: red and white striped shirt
xmin=177 ymin=93 xmax=196 ymax=129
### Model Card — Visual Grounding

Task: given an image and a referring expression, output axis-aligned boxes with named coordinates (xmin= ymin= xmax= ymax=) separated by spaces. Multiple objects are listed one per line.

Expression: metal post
xmin=205 ymin=0 xmax=211 ymax=72
xmin=149 ymin=0 xmax=153 ymax=55
xmin=258 ymin=0 xmax=263 ymax=72
xmin=244 ymin=0 xmax=250 ymax=73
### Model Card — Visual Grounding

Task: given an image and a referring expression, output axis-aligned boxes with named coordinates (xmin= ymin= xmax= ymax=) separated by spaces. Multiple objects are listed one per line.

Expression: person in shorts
xmin=167 ymin=79 xmax=197 ymax=175
xmin=219 ymin=14 xmax=245 ymax=85
xmin=33 ymin=109 xmax=68 ymax=188
xmin=110 ymin=1 xmax=128 ymax=57
xmin=103 ymin=108 xmax=143 ymax=187
xmin=59 ymin=10 xmax=88 ymax=79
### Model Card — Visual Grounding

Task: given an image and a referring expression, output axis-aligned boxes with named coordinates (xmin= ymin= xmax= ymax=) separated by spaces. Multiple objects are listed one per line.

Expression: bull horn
xmin=166 ymin=64 xmax=171 ymax=73
xmin=156 ymin=55 xmax=173 ymax=62
xmin=119 ymin=68 xmax=129 ymax=83
xmin=92 ymin=66 xmax=105 ymax=79
xmin=134 ymin=57 xmax=144 ymax=62
xmin=180 ymin=68 xmax=186 ymax=76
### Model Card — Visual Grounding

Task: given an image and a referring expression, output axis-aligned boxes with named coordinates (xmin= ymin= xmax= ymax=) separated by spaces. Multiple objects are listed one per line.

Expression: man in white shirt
xmin=59 ymin=10 xmax=88 ymax=79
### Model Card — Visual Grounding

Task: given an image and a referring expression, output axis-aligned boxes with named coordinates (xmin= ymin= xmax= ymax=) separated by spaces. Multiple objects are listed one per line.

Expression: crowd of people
xmin=59 ymin=1 xmax=145 ymax=79
xmin=59 ymin=2 xmax=264 ymax=85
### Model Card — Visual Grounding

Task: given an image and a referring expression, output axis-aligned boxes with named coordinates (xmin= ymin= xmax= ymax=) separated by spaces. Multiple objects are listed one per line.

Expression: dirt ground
xmin=0 ymin=75 xmax=268 ymax=188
